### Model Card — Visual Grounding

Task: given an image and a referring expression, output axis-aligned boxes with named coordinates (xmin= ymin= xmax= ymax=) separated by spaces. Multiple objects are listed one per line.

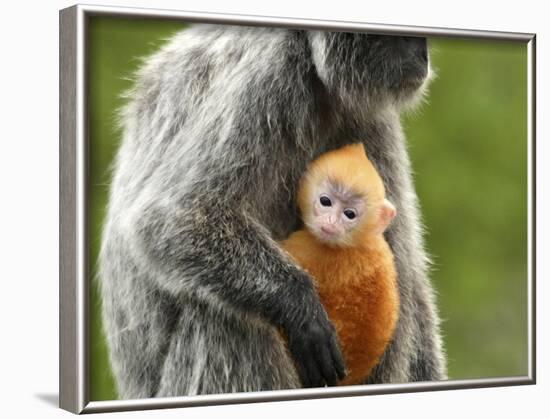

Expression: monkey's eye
xmin=320 ymin=196 xmax=332 ymax=207
xmin=343 ymin=209 xmax=357 ymax=220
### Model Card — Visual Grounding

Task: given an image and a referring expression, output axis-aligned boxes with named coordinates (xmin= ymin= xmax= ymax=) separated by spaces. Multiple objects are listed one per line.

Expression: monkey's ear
xmin=376 ymin=199 xmax=397 ymax=234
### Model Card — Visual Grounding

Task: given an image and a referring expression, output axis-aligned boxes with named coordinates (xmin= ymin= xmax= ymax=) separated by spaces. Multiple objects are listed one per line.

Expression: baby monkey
xmin=281 ymin=143 xmax=399 ymax=386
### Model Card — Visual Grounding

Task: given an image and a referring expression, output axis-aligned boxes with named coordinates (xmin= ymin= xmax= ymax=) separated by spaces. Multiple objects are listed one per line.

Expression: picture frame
xmin=59 ymin=3 xmax=536 ymax=414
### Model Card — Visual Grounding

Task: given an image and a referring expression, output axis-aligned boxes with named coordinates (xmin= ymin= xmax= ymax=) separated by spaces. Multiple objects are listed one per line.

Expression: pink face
xmin=304 ymin=181 xmax=396 ymax=246
xmin=306 ymin=183 xmax=367 ymax=246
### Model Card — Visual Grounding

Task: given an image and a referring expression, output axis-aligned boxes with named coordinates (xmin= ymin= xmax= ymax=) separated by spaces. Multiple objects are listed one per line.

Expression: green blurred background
xmin=87 ymin=17 xmax=528 ymax=401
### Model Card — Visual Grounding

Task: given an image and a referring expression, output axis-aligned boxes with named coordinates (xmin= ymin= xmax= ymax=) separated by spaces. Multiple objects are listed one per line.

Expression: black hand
xmin=285 ymin=307 xmax=346 ymax=388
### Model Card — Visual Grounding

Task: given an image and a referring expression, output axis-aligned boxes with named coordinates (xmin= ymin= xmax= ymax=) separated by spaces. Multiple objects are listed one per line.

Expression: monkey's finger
xmin=304 ymin=352 xmax=323 ymax=388
xmin=329 ymin=337 xmax=347 ymax=380
xmin=296 ymin=359 xmax=311 ymax=388
xmin=314 ymin=342 xmax=337 ymax=386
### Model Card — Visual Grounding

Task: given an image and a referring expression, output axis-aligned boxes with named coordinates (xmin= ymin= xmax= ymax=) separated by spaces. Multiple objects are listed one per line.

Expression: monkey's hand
xmin=132 ymin=201 xmax=346 ymax=386
xmin=283 ymin=302 xmax=346 ymax=388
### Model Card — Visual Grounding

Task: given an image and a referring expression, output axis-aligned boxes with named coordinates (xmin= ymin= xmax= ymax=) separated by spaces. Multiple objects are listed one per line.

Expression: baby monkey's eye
xmin=320 ymin=196 xmax=332 ymax=207
xmin=343 ymin=209 xmax=357 ymax=220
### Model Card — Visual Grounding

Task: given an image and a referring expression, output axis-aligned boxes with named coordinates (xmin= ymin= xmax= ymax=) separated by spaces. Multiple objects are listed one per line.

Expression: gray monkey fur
xmin=98 ymin=25 xmax=447 ymax=398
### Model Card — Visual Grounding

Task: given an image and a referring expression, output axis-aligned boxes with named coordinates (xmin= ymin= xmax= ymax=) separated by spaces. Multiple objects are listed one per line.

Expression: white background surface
xmin=0 ymin=0 xmax=546 ymax=417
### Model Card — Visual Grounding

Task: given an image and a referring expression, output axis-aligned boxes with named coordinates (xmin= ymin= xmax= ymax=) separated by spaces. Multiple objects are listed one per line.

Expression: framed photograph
xmin=59 ymin=3 xmax=536 ymax=414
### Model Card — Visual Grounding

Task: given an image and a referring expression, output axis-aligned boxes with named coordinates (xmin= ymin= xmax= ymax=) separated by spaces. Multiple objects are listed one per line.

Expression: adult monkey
xmin=99 ymin=26 xmax=447 ymax=398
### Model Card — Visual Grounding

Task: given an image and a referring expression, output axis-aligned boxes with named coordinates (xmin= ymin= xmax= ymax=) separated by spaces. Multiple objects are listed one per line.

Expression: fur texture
xmin=99 ymin=25 xmax=446 ymax=398
xmin=281 ymin=143 xmax=399 ymax=385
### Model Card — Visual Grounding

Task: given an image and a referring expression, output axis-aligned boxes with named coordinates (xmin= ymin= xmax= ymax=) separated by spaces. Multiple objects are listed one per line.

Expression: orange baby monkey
xmin=280 ymin=143 xmax=399 ymax=386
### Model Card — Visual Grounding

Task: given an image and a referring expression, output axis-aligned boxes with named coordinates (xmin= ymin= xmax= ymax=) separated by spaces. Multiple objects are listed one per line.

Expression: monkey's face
xmin=303 ymin=180 xmax=397 ymax=247
xmin=369 ymin=35 xmax=429 ymax=95
xmin=304 ymin=181 xmax=367 ymax=247
xmin=310 ymin=32 xmax=430 ymax=109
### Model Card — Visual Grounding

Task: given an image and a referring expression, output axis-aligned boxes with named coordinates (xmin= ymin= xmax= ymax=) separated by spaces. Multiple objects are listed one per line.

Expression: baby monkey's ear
xmin=376 ymin=199 xmax=397 ymax=234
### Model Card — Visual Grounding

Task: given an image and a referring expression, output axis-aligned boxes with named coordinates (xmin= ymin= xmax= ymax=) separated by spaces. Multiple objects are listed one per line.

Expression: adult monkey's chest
xmin=257 ymin=135 xmax=352 ymax=241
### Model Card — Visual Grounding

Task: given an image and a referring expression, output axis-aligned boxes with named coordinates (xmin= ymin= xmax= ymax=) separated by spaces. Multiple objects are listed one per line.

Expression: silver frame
xmin=59 ymin=3 xmax=537 ymax=414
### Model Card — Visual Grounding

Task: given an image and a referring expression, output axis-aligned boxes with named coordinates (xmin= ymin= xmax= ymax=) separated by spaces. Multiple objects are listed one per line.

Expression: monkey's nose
xmin=414 ymin=38 xmax=428 ymax=63
xmin=396 ymin=36 xmax=427 ymax=62
xmin=399 ymin=37 xmax=427 ymax=61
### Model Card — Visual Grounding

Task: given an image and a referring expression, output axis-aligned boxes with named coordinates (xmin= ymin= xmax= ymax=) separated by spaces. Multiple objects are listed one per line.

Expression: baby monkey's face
xmin=306 ymin=181 xmax=368 ymax=246
xmin=304 ymin=179 xmax=396 ymax=247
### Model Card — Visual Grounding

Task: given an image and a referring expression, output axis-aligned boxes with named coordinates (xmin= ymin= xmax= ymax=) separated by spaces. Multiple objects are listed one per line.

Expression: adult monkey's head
xmin=308 ymin=32 xmax=431 ymax=113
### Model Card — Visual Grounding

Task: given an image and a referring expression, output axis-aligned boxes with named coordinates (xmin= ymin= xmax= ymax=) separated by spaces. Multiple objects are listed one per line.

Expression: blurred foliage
xmin=87 ymin=17 xmax=528 ymax=401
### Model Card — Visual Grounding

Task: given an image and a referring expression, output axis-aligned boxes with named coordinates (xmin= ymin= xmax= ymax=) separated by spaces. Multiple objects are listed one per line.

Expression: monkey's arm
xmin=129 ymin=200 xmax=346 ymax=388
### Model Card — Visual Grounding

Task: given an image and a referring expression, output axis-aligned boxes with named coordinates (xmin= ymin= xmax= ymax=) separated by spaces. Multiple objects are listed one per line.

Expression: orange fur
xmin=281 ymin=143 xmax=399 ymax=385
